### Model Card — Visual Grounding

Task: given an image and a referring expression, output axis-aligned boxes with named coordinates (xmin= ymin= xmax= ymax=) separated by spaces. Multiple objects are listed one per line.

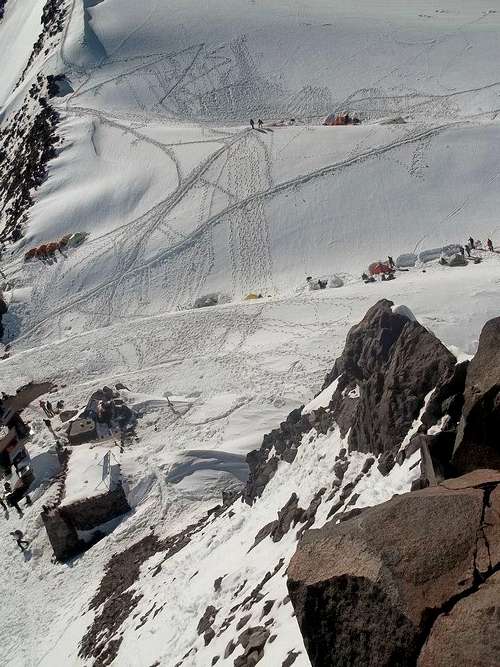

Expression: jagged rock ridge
xmin=244 ymin=300 xmax=457 ymax=503
xmin=0 ymin=75 xmax=60 ymax=244
xmin=286 ymin=314 xmax=500 ymax=667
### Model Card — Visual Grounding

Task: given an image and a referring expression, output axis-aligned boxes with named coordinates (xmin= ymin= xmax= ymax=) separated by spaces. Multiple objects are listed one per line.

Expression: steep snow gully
xmin=0 ymin=1 xmax=500 ymax=666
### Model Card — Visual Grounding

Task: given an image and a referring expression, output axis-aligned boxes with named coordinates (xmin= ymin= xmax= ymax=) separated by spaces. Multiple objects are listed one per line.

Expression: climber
xmin=39 ymin=400 xmax=50 ymax=417
xmin=4 ymin=482 xmax=22 ymax=517
xmin=46 ymin=400 xmax=55 ymax=417
xmin=10 ymin=530 xmax=29 ymax=553
xmin=258 ymin=119 xmax=263 ymax=128
xmin=464 ymin=244 xmax=471 ymax=258
xmin=468 ymin=236 xmax=475 ymax=249
xmin=487 ymin=238 xmax=494 ymax=252
xmin=459 ymin=246 xmax=465 ymax=258
xmin=250 ymin=119 xmax=255 ymax=129
xmin=387 ymin=256 xmax=395 ymax=269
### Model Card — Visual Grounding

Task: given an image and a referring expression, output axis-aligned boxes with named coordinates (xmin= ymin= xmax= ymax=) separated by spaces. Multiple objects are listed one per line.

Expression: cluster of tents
xmin=24 ymin=232 xmax=88 ymax=262
xmin=395 ymin=242 xmax=489 ymax=269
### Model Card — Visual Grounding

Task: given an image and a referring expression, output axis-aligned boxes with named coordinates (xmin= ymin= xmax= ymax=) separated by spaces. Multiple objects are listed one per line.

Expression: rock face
xmin=325 ymin=299 xmax=456 ymax=456
xmin=244 ymin=300 xmax=456 ymax=503
xmin=0 ymin=75 xmax=60 ymax=244
xmin=287 ymin=470 xmax=500 ymax=667
xmin=453 ymin=316 xmax=500 ymax=473
xmin=418 ymin=571 xmax=500 ymax=667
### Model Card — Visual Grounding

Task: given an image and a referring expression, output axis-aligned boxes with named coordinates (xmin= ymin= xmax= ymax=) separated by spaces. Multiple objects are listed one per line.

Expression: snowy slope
xmin=0 ymin=0 xmax=500 ymax=665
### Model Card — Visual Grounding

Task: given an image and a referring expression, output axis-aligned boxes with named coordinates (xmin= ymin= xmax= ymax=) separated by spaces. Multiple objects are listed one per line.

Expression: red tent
xmin=368 ymin=261 xmax=393 ymax=276
xmin=323 ymin=113 xmax=349 ymax=126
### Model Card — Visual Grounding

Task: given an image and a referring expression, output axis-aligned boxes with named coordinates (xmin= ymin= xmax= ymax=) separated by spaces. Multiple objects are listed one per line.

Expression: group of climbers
xmin=462 ymin=236 xmax=495 ymax=257
xmin=1 ymin=480 xmax=32 ymax=519
xmin=249 ymin=119 xmax=264 ymax=129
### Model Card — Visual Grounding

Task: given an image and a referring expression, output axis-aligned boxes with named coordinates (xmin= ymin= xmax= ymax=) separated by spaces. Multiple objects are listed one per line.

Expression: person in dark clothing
xmin=387 ymin=256 xmax=395 ymax=269
xmin=258 ymin=119 xmax=263 ymax=128
xmin=10 ymin=530 xmax=29 ymax=552
xmin=46 ymin=401 xmax=55 ymax=417
xmin=468 ymin=236 xmax=474 ymax=249
xmin=459 ymin=246 xmax=465 ymax=257
xmin=43 ymin=418 xmax=53 ymax=434
xmin=39 ymin=400 xmax=51 ymax=417
xmin=487 ymin=238 xmax=494 ymax=252
xmin=250 ymin=119 xmax=255 ymax=129
xmin=464 ymin=244 xmax=471 ymax=258
xmin=4 ymin=483 xmax=23 ymax=517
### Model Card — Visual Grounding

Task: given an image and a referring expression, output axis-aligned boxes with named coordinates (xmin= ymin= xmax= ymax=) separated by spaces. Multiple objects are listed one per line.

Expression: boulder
xmin=287 ymin=470 xmax=500 ymax=667
xmin=453 ymin=316 xmax=500 ymax=473
xmin=418 ymin=572 xmax=500 ymax=667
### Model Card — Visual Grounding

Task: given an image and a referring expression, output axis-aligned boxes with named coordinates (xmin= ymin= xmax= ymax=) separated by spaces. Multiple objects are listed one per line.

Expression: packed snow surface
xmin=1 ymin=0 xmax=500 ymax=665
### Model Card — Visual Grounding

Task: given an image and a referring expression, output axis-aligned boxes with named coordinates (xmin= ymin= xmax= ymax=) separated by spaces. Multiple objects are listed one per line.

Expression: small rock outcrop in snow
xmin=288 ymin=469 xmax=500 ymax=667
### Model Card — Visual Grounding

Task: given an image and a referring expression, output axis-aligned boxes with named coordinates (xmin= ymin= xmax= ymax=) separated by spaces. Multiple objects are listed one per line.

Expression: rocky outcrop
xmin=0 ymin=76 xmax=60 ymax=244
xmin=326 ymin=299 xmax=456 ymax=456
xmin=19 ymin=0 xmax=67 ymax=83
xmin=452 ymin=316 xmax=500 ymax=473
xmin=287 ymin=470 xmax=500 ymax=667
xmin=0 ymin=0 xmax=6 ymax=22
xmin=233 ymin=626 xmax=270 ymax=667
xmin=244 ymin=407 xmax=313 ymax=504
xmin=244 ymin=300 xmax=456 ymax=503
xmin=418 ymin=571 xmax=500 ymax=666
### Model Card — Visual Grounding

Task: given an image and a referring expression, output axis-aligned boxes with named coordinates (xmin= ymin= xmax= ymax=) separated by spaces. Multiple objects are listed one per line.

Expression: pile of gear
xmin=24 ymin=231 xmax=88 ymax=261
xmin=306 ymin=275 xmax=344 ymax=290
